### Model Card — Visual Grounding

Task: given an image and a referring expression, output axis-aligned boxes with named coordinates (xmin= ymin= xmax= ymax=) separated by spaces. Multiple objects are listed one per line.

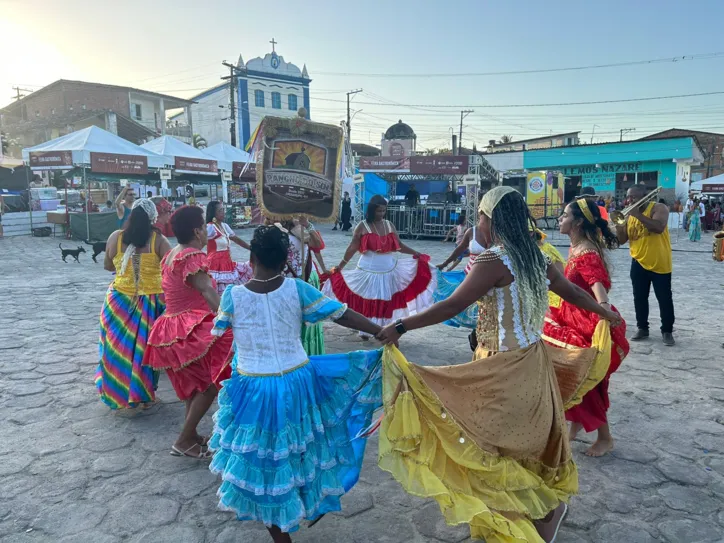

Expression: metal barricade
xmin=387 ymin=204 xmax=465 ymax=239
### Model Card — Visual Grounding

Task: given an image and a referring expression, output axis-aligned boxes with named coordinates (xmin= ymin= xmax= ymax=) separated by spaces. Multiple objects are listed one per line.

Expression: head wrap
xmin=119 ymin=198 xmax=158 ymax=277
xmin=478 ymin=186 xmax=519 ymax=217
xmin=154 ymin=198 xmax=173 ymax=215
xmin=576 ymin=198 xmax=596 ymax=225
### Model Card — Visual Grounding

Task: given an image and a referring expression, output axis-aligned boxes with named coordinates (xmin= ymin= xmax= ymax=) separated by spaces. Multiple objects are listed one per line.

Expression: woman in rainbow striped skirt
xmin=95 ymin=198 xmax=171 ymax=409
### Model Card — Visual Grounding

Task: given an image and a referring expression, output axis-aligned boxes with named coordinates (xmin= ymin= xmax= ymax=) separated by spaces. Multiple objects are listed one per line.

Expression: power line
xmin=312 ymin=51 xmax=724 ymax=78
xmin=312 ymin=90 xmax=724 ymax=109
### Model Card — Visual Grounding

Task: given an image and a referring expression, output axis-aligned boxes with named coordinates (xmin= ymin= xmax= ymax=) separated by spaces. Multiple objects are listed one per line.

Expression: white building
xmin=170 ymin=43 xmax=311 ymax=149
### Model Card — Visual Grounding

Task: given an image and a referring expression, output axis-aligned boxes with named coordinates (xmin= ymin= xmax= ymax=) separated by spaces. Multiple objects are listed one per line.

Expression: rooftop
xmin=0 ymin=79 xmax=193 ymax=113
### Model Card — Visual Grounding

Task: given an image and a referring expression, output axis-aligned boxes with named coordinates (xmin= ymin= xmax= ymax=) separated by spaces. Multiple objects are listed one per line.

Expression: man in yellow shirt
xmin=615 ymin=184 xmax=675 ymax=346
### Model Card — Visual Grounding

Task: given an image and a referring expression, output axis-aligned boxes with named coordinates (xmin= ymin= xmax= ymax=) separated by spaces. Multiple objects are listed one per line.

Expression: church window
xmin=288 ymin=94 xmax=298 ymax=111
xmin=271 ymin=92 xmax=281 ymax=109
xmin=254 ymin=90 xmax=265 ymax=107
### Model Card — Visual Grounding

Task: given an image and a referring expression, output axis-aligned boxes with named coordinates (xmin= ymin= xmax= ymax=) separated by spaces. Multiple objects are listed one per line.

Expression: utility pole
xmin=11 ymin=87 xmax=33 ymax=101
xmin=619 ymin=128 xmax=636 ymax=142
xmin=458 ymin=110 xmax=473 ymax=155
xmin=221 ymin=61 xmax=240 ymax=147
xmin=346 ymin=89 xmax=362 ymax=142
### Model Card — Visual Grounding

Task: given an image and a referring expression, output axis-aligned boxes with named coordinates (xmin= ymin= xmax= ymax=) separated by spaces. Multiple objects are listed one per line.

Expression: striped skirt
xmin=95 ymin=287 xmax=165 ymax=409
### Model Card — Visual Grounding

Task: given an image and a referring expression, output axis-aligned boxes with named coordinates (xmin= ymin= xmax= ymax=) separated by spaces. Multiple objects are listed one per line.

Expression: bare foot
xmin=568 ymin=422 xmax=583 ymax=442
xmin=585 ymin=438 xmax=614 ymax=457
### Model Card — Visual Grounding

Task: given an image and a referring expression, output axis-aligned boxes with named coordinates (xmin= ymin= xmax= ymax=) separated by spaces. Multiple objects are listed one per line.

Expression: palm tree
xmin=193 ymin=134 xmax=207 ymax=149
xmin=500 ymin=135 xmax=513 ymax=144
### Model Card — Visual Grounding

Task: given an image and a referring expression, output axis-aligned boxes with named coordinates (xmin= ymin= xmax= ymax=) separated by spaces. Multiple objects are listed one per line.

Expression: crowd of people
xmin=91 ymin=183 xmax=677 ymax=542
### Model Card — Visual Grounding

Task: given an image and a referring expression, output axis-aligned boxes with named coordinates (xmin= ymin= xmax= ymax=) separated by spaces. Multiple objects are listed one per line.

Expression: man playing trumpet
xmin=614 ymin=184 xmax=675 ymax=346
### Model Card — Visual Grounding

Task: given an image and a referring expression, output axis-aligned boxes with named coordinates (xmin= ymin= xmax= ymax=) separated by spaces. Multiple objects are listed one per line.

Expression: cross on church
xmin=269 ymin=38 xmax=277 ymax=52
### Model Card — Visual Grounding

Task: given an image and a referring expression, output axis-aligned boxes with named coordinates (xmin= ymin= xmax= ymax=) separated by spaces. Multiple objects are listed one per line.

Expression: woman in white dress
xmin=324 ymin=195 xmax=437 ymax=338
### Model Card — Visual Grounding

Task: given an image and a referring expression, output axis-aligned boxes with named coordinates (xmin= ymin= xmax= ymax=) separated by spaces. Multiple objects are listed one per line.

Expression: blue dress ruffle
xmin=434 ymin=270 xmax=478 ymax=329
xmin=209 ymin=348 xmax=382 ymax=533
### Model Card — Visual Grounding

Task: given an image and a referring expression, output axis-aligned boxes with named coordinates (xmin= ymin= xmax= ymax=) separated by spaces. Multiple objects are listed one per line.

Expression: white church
xmin=170 ymin=40 xmax=311 ymax=149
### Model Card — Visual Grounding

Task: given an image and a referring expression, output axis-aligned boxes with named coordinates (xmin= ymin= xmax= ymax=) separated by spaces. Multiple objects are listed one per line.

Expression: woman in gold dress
xmin=377 ymin=187 xmax=619 ymax=543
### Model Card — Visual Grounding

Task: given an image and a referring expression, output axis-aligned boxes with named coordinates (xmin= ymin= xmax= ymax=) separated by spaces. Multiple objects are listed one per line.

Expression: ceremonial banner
xmin=256 ymin=114 xmax=343 ymax=222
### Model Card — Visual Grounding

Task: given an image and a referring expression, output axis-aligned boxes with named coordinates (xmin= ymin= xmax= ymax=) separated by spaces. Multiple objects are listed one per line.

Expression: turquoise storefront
xmin=522 ymin=137 xmax=703 ymax=201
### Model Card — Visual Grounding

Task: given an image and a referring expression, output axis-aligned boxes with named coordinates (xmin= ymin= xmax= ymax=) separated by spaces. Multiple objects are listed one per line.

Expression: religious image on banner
xmin=255 ymin=112 xmax=343 ymax=222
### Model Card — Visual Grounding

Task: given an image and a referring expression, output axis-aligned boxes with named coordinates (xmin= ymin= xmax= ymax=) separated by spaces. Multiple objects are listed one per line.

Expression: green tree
xmin=500 ymin=135 xmax=513 ymax=143
xmin=193 ymin=134 xmax=207 ymax=149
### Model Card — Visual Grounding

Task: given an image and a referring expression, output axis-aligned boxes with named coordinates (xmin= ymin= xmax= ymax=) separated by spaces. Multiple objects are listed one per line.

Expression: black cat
xmin=59 ymin=244 xmax=86 ymax=263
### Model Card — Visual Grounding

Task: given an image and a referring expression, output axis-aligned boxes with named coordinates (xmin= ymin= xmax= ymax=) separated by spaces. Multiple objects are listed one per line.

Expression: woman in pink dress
xmin=144 ymin=205 xmax=233 ymax=459
xmin=206 ymin=200 xmax=253 ymax=294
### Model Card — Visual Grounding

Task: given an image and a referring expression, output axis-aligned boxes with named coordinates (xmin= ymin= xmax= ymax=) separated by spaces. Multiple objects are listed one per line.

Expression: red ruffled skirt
xmin=207 ymin=250 xmax=252 ymax=295
xmin=144 ymin=309 xmax=233 ymax=401
xmin=322 ymin=252 xmax=436 ymax=327
xmin=543 ymin=303 xmax=629 ymax=432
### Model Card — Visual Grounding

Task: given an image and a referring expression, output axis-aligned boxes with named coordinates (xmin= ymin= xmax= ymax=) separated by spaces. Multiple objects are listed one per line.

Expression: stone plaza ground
xmin=0 ymin=225 xmax=723 ymax=542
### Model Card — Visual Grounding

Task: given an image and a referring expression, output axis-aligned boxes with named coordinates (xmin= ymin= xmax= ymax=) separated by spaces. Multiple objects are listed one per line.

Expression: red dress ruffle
xmin=207 ymin=250 xmax=237 ymax=272
xmin=328 ymin=253 xmax=432 ymax=319
xmin=359 ymin=232 xmax=400 ymax=254
xmin=542 ymin=251 xmax=629 ymax=432
xmin=143 ymin=249 xmax=233 ymax=401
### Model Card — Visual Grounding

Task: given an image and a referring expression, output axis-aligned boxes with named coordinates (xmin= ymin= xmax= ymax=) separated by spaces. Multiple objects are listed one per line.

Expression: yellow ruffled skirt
xmin=378 ymin=322 xmax=611 ymax=542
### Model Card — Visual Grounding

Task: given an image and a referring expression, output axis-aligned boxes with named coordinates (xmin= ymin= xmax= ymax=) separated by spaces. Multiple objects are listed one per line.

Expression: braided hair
xmin=250 ymin=225 xmax=290 ymax=270
xmin=569 ymin=198 xmax=619 ymax=274
xmin=489 ymin=191 xmax=549 ymax=330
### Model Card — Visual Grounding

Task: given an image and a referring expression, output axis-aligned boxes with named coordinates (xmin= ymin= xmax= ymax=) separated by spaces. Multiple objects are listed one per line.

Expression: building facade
xmin=171 ymin=45 xmax=311 ymax=150
xmin=639 ymin=129 xmax=724 ymax=182
xmin=481 ymin=137 xmax=704 ymax=203
xmin=486 ymin=132 xmax=580 ymax=153
xmin=0 ymin=80 xmax=192 ymax=153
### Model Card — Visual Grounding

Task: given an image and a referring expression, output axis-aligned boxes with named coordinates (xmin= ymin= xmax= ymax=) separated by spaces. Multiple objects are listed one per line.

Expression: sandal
xmin=196 ymin=435 xmax=210 ymax=446
xmin=170 ymin=443 xmax=212 ymax=459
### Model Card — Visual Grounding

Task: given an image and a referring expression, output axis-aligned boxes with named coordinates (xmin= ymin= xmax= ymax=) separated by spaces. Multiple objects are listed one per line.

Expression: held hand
xmin=298 ymin=216 xmax=310 ymax=227
xmin=436 ymin=263 xmax=446 ymax=271
xmin=376 ymin=324 xmax=401 ymax=345
xmin=602 ymin=308 xmax=622 ymax=327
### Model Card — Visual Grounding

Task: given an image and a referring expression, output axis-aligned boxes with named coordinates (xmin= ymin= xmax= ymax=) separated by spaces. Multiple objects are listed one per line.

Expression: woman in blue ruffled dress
xmin=209 ymin=225 xmax=383 ymax=543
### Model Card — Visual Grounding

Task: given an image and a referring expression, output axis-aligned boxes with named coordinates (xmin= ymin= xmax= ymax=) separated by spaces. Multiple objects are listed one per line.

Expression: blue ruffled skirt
xmin=209 ymin=349 xmax=382 ymax=533
xmin=434 ymin=270 xmax=477 ymax=329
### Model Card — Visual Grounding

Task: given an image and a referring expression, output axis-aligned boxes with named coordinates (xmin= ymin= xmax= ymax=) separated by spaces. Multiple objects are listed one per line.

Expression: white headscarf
xmin=118 ymin=198 xmax=158 ymax=276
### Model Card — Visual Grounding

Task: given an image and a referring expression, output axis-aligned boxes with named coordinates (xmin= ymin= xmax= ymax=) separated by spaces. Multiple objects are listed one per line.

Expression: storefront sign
xmin=409 ymin=156 xmax=469 ymax=175
xmin=257 ymin=115 xmax=344 ymax=221
xmin=703 ymin=184 xmax=724 ymax=193
xmin=29 ymin=151 xmax=73 ymax=170
xmin=91 ymin=152 xmax=148 ymax=175
xmin=174 ymin=156 xmax=218 ymax=174
xmin=564 ymin=162 xmax=641 ymax=192
xmin=159 ymin=169 xmax=172 ymax=180
xmin=358 ymin=156 xmax=410 ymax=172
xmin=232 ymin=161 xmax=256 ymax=179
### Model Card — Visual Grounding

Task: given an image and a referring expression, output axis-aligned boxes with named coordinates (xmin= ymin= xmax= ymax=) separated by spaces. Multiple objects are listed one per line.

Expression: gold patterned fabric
xmin=379 ymin=246 xmax=612 ymax=542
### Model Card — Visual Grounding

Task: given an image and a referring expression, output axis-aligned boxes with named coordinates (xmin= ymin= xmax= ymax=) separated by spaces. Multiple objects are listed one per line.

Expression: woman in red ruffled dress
xmin=143 ymin=205 xmax=233 ymax=459
xmin=206 ymin=201 xmax=253 ymax=294
xmin=542 ymin=198 xmax=629 ymax=457
xmin=324 ymin=194 xmax=436 ymax=339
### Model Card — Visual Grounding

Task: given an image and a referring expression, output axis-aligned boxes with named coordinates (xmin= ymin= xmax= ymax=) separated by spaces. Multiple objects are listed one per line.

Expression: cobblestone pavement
xmin=1 ymin=225 xmax=723 ymax=543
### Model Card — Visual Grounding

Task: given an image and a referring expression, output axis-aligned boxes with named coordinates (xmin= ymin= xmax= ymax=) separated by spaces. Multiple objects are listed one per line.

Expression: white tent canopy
xmin=203 ymin=141 xmax=252 ymax=172
xmin=691 ymin=173 xmax=724 ymax=193
xmin=142 ymin=136 xmax=219 ymax=176
xmin=22 ymin=125 xmax=170 ymax=169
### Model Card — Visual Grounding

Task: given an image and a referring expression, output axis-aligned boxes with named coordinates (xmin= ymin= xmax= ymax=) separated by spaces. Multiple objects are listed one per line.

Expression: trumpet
xmin=610 ymin=187 xmax=661 ymax=226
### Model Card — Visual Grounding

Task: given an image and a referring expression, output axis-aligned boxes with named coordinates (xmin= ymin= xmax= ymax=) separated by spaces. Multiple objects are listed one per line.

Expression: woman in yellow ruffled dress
xmin=377 ymin=187 xmax=620 ymax=543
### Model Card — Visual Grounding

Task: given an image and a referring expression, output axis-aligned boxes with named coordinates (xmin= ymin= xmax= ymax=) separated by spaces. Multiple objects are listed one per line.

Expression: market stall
xmin=22 ymin=126 xmax=170 ymax=239
xmin=142 ymin=136 xmax=222 ymax=204
xmin=203 ymin=141 xmax=260 ymax=227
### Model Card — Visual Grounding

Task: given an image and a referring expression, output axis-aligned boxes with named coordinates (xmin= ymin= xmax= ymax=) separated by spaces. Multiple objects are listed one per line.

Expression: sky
xmin=3 ymin=0 xmax=724 ymax=149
